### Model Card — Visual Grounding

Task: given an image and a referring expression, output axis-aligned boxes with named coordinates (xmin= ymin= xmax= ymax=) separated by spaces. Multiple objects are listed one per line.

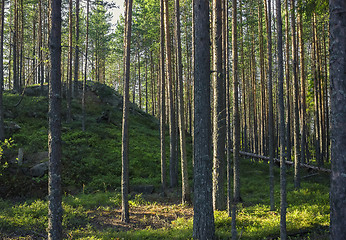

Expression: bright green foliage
xmin=0 ymin=84 xmax=330 ymax=239
xmin=1 ymin=84 xmax=175 ymax=196
xmin=0 ymin=158 xmax=330 ymax=239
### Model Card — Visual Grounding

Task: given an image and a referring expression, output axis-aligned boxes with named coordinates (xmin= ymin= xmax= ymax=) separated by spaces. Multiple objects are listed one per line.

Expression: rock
xmin=96 ymin=110 xmax=111 ymax=123
xmin=131 ymin=185 xmax=155 ymax=194
xmin=5 ymin=122 xmax=21 ymax=134
xmin=29 ymin=162 xmax=48 ymax=177
xmin=25 ymin=151 xmax=49 ymax=164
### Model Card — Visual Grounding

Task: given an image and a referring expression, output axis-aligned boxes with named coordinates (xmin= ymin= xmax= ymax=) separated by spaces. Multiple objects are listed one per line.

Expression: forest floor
xmin=0 ymin=83 xmax=331 ymax=239
xmin=83 ymin=193 xmax=194 ymax=232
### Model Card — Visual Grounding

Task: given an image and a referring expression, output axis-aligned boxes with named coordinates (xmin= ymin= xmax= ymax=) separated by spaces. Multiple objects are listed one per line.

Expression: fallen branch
xmin=230 ymin=149 xmax=331 ymax=173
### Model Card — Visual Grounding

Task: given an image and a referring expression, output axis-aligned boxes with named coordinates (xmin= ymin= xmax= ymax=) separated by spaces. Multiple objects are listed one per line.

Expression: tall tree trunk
xmin=145 ymin=55 xmax=148 ymax=113
xmin=159 ymin=0 xmax=166 ymax=195
xmin=231 ymin=0 xmax=240 ymax=239
xmin=276 ymin=0 xmax=287 ymax=238
xmin=225 ymin=0 xmax=231 ymax=216
xmin=32 ymin=8 xmax=36 ymax=85
xmin=67 ymin=0 xmax=73 ymax=122
xmin=258 ymin=0 xmax=266 ymax=156
xmin=240 ymin=3 xmax=247 ymax=152
xmin=137 ymin=49 xmax=141 ymax=109
xmin=121 ymin=0 xmax=133 ymax=224
xmin=0 ymin=0 xmax=5 ymax=141
xmin=285 ymin=0 xmax=291 ymax=164
xmin=192 ymin=0 xmax=215 ymax=237
xmin=298 ymin=6 xmax=306 ymax=165
xmin=212 ymin=0 xmax=226 ymax=211
xmin=82 ymin=0 xmax=89 ymax=132
xmin=39 ymin=0 xmax=43 ymax=93
xmin=290 ymin=0 xmax=300 ymax=189
xmin=329 ymin=0 xmax=346 ymax=238
xmin=13 ymin=0 xmax=19 ymax=92
xmin=175 ymin=0 xmax=190 ymax=204
xmin=150 ymin=52 xmax=154 ymax=115
xmin=163 ymin=0 xmax=178 ymax=188
xmin=312 ymin=14 xmax=321 ymax=166
xmin=74 ymin=0 xmax=80 ymax=96
xmin=264 ymin=0 xmax=275 ymax=211
xmin=48 ymin=0 xmax=63 ymax=238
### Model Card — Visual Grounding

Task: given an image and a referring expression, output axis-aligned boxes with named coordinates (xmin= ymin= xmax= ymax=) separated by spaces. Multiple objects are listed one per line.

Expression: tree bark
xmin=298 ymin=6 xmax=307 ymax=166
xmin=159 ymin=0 xmax=166 ymax=195
xmin=212 ymin=0 xmax=226 ymax=211
xmin=192 ymin=0 xmax=215 ymax=238
xmin=74 ymin=0 xmax=80 ymax=96
xmin=66 ymin=0 xmax=73 ymax=122
xmin=0 ymin=0 xmax=5 ymax=141
xmin=82 ymin=0 xmax=89 ymax=132
xmin=231 ymin=0 xmax=240 ymax=239
xmin=264 ymin=0 xmax=275 ymax=212
xmin=175 ymin=0 xmax=190 ymax=205
xmin=289 ymin=0 xmax=301 ymax=189
xmin=48 ymin=0 xmax=63 ymax=238
xmin=121 ymin=0 xmax=133 ymax=223
xmin=163 ymin=0 xmax=178 ymax=188
xmin=276 ymin=0 xmax=287 ymax=238
xmin=329 ymin=0 xmax=346 ymax=238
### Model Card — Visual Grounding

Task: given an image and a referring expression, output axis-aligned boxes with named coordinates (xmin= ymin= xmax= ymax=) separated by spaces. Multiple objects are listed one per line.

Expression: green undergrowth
xmin=2 ymin=83 xmax=186 ymax=196
xmin=0 ymin=160 xmax=330 ymax=239
xmin=0 ymin=83 xmax=330 ymax=239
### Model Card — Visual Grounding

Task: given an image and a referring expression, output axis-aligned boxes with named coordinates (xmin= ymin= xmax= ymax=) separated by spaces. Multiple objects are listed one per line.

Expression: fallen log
xmin=230 ymin=149 xmax=331 ymax=173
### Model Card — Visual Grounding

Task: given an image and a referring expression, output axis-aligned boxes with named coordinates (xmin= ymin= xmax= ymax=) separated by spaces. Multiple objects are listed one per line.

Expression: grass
xmin=0 ymin=159 xmax=330 ymax=239
xmin=0 ymin=83 xmax=331 ymax=239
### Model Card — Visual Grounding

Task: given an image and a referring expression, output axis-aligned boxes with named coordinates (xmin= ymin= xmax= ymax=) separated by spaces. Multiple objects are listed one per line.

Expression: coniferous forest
xmin=0 ymin=0 xmax=345 ymax=239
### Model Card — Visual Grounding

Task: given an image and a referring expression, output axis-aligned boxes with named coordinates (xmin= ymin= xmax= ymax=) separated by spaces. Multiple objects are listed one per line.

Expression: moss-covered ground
xmin=0 ymin=83 xmax=330 ymax=239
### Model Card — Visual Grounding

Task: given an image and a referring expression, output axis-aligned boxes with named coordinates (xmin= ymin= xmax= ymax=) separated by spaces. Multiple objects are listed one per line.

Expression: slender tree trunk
xmin=225 ymin=0 xmax=232 ymax=216
xmin=32 ymin=8 xmax=36 ymax=85
xmin=82 ymin=0 xmax=89 ymax=132
xmin=175 ymin=0 xmax=190 ymax=204
xmin=0 ymin=0 xmax=5 ymax=141
xmin=39 ymin=0 xmax=43 ymax=93
xmin=163 ymin=0 xmax=178 ymax=188
xmin=240 ymin=3 xmax=247 ymax=152
xmin=212 ymin=0 xmax=226 ymax=211
xmin=192 ymin=0 xmax=215 ymax=237
xmin=48 ymin=0 xmax=63 ymax=238
xmin=290 ymin=0 xmax=300 ymax=189
xmin=150 ymin=52 xmax=154 ymax=115
xmin=74 ymin=0 xmax=80 ymax=96
xmin=13 ymin=0 xmax=19 ymax=92
xmin=231 ymin=0 xmax=240 ymax=239
xmin=160 ymin=0 xmax=166 ymax=195
xmin=276 ymin=0 xmax=287 ymax=238
xmin=121 ymin=0 xmax=133 ymax=223
xmin=137 ymin=49 xmax=141 ymax=109
xmin=312 ymin=14 xmax=321 ymax=166
xmin=258 ymin=0 xmax=265 ymax=156
xmin=298 ymin=6 xmax=306 ymax=165
xmin=285 ymin=0 xmax=291 ymax=164
xmin=145 ymin=55 xmax=148 ymax=113
xmin=67 ymin=0 xmax=73 ymax=122
xmin=329 ymin=0 xmax=346 ymax=238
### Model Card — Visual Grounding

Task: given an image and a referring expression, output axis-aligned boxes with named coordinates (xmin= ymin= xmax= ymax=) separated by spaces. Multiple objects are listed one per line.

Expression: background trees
xmin=1 ymin=0 xmax=343 ymax=237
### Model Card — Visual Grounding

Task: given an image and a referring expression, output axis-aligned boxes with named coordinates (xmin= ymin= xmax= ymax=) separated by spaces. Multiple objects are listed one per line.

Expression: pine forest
xmin=0 ymin=0 xmax=345 ymax=239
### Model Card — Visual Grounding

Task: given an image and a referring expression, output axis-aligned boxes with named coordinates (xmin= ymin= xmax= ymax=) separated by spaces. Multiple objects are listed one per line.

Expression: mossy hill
xmin=1 ymin=82 xmax=192 ymax=198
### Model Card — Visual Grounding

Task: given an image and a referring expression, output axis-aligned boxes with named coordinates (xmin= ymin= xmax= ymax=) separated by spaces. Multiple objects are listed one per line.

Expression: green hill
xmin=1 ymin=82 xmax=189 ymax=198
